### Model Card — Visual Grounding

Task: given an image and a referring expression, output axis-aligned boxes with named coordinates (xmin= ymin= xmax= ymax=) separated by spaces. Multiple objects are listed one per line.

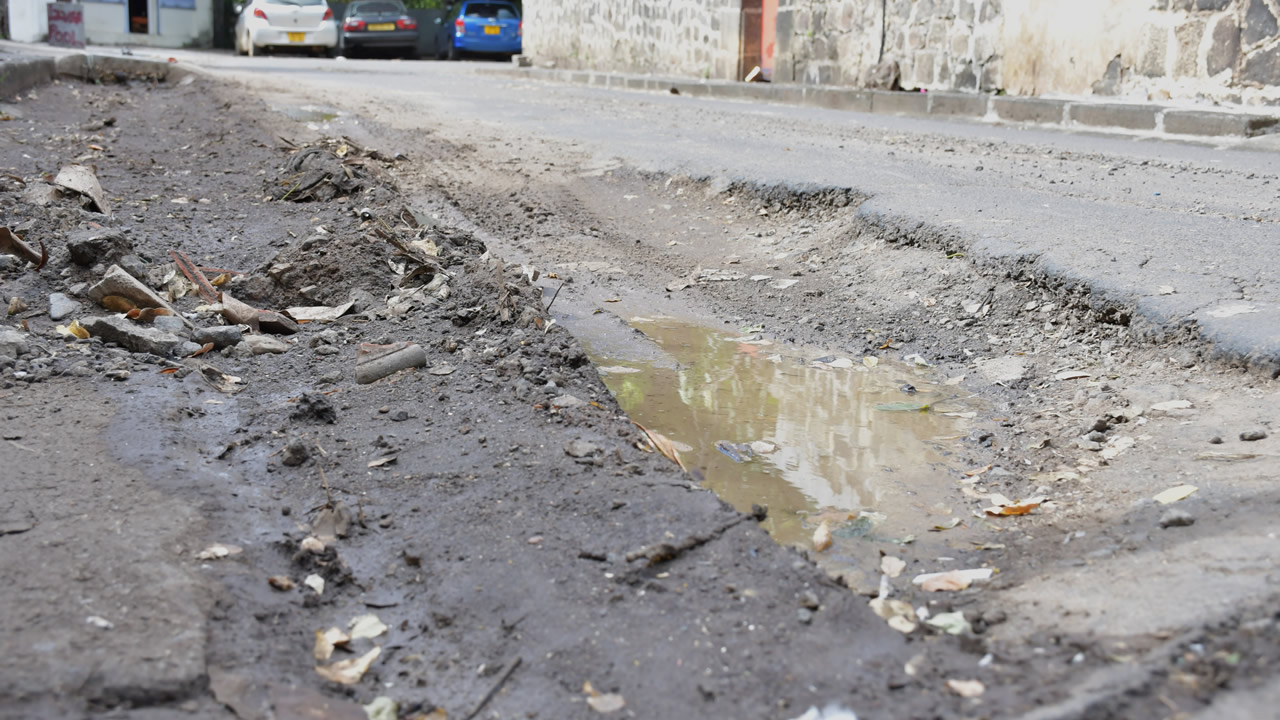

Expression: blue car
xmin=435 ymin=1 xmax=521 ymax=60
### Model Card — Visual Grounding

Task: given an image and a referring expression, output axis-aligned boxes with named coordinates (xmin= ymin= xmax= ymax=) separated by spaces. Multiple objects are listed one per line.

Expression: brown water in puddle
xmin=585 ymin=316 xmax=975 ymax=589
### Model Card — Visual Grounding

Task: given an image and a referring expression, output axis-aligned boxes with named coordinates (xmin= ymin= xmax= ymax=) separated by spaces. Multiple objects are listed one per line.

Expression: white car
xmin=235 ymin=0 xmax=338 ymax=56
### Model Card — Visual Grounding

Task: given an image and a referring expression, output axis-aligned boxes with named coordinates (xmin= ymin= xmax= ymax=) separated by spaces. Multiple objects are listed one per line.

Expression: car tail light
xmin=397 ymin=16 xmax=416 ymax=30
xmin=454 ymin=17 xmax=464 ymax=35
xmin=322 ymin=7 xmax=333 ymax=20
xmin=517 ymin=20 xmax=522 ymax=36
xmin=253 ymin=8 xmax=267 ymax=19
xmin=343 ymin=18 xmax=365 ymax=30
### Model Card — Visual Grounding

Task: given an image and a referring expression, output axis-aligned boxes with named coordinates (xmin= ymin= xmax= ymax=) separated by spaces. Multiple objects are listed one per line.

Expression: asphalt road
xmin=131 ymin=48 xmax=1280 ymax=372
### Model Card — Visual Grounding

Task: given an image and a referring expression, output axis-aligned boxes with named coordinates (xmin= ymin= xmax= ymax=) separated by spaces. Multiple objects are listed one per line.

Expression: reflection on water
xmin=586 ymin=317 xmax=971 ymax=572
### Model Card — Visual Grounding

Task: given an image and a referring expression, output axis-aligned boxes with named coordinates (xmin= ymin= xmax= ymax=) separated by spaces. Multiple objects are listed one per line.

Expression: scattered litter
xmin=789 ymin=704 xmax=859 ymax=720
xmin=874 ymin=401 xmax=930 ymax=412
xmin=363 ymin=697 xmax=398 ymax=720
xmin=913 ymin=568 xmax=993 ymax=592
xmin=85 ymin=615 xmax=114 ymax=630
xmin=715 ymin=441 xmax=754 ymax=463
xmin=932 ymin=517 xmax=962 ymax=531
xmin=1154 ymin=485 xmax=1198 ymax=505
xmin=314 ymin=627 xmax=350 ymax=661
xmin=348 ymin=613 xmax=388 ymax=640
xmin=869 ymin=597 xmax=917 ymax=633
xmin=862 ymin=356 xmax=878 ymax=368
xmin=812 ymin=520 xmax=833 ymax=552
xmin=199 ymin=364 xmax=246 ymax=395
xmin=196 ymin=543 xmax=242 ymax=561
xmin=583 ymin=682 xmax=626 ymax=714
xmin=287 ymin=301 xmax=354 ymax=323
xmin=634 ymin=421 xmax=685 ymax=470
xmin=926 ymin=611 xmax=971 ymax=635
xmin=303 ymin=574 xmax=325 ymax=595
xmin=268 ymin=575 xmax=296 ymax=591
xmin=356 ymin=342 xmax=427 ymax=384
xmin=749 ymin=440 xmax=777 ymax=454
xmin=880 ymin=556 xmax=906 ymax=578
xmin=315 ymin=646 xmax=381 ymax=685
xmin=903 ymin=353 xmax=931 ymax=367
xmin=54 ymin=164 xmax=110 ymax=215
xmin=57 ymin=319 xmax=90 ymax=340
xmin=983 ymin=496 xmax=1045 ymax=516
xmin=946 ymin=679 xmax=985 ymax=698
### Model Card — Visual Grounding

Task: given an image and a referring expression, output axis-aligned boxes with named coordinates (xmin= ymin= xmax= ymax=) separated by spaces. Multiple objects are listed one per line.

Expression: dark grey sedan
xmin=337 ymin=0 xmax=419 ymax=58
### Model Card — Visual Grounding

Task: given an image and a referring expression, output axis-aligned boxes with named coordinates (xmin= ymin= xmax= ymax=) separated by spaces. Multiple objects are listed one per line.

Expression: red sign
xmin=48 ymin=3 xmax=86 ymax=49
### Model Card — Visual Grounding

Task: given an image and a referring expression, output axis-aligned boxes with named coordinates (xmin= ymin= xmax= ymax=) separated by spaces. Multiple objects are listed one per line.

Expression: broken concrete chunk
xmin=88 ymin=265 xmax=180 ymax=317
xmin=20 ymin=183 xmax=62 ymax=207
xmin=68 ymin=228 xmax=131 ymax=265
xmin=243 ymin=335 xmax=289 ymax=354
xmin=53 ymin=164 xmax=110 ymax=215
xmin=258 ymin=310 xmax=300 ymax=335
xmin=193 ymin=325 xmax=243 ymax=349
xmin=48 ymin=293 xmax=80 ymax=320
xmin=355 ymin=342 xmax=426 ymax=384
xmin=80 ymin=316 xmax=184 ymax=357
xmin=0 ymin=329 xmax=30 ymax=359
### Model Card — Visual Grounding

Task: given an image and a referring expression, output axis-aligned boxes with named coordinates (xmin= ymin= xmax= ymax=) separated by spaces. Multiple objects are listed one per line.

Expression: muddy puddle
xmin=582 ymin=315 xmax=977 ymax=588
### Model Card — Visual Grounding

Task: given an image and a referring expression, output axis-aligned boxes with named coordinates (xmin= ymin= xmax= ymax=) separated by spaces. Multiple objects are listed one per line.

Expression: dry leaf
xmin=812 ymin=520 xmax=833 ymax=552
xmin=268 ymin=575 xmax=296 ymax=591
xmin=914 ymin=568 xmax=993 ymax=592
xmin=313 ymin=627 xmax=349 ymax=661
xmin=100 ymin=294 xmax=137 ymax=312
xmin=367 ymin=456 xmax=397 ymax=468
xmin=210 ymin=272 xmax=232 ymax=287
xmin=634 ymin=421 xmax=685 ymax=470
xmin=1154 ymin=484 xmax=1198 ymax=504
xmin=947 ymin=679 xmax=985 ymax=698
xmin=0 ymin=226 xmax=48 ymax=269
xmin=963 ymin=464 xmax=993 ymax=477
xmin=315 ymin=646 xmax=380 ymax=685
xmin=186 ymin=342 xmax=215 ymax=358
xmin=58 ymin=319 xmax=90 ymax=339
xmin=348 ymin=614 xmax=387 ymax=640
xmin=196 ymin=543 xmax=242 ymax=560
xmin=983 ymin=496 xmax=1045 ymax=516
xmin=881 ymin=556 xmax=906 ymax=579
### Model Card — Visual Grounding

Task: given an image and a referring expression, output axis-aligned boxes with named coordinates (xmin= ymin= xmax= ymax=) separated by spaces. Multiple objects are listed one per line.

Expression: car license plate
xmin=369 ymin=22 xmax=395 ymax=31
xmin=288 ymin=32 xmax=305 ymax=42
xmin=484 ymin=25 xmax=500 ymax=35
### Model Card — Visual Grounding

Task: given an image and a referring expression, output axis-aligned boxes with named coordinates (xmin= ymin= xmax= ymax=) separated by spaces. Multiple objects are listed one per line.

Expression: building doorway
xmin=129 ymin=0 xmax=148 ymax=34
xmin=740 ymin=0 xmax=777 ymax=81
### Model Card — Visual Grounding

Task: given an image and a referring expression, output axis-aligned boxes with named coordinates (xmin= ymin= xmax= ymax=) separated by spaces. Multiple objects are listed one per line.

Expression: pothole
xmin=582 ymin=314 xmax=978 ymax=590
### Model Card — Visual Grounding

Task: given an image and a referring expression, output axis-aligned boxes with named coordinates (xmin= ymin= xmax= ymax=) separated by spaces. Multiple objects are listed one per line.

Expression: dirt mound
xmin=266 ymin=138 xmax=399 ymax=203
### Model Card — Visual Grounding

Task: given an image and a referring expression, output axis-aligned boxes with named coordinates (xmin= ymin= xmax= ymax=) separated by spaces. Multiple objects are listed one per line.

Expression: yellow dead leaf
xmin=1154 ymin=484 xmax=1197 ymax=505
xmin=315 ymin=646 xmax=380 ymax=685
xmin=881 ymin=556 xmax=906 ymax=579
xmin=59 ymin=319 xmax=90 ymax=339
xmin=348 ymin=613 xmax=387 ymax=640
xmin=100 ymin=295 xmax=137 ymax=312
xmin=210 ymin=273 xmax=232 ymax=287
xmin=963 ymin=464 xmax=993 ymax=477
xmin=634 ymin=422 xmax=685 ymax=470
xmin=812 ymin=520 xmax=833 ymax=552
xmin=313 ymin=626 xmax=350 ymax=661
xmin=983 ymin=496 xmax=1045 ymax=516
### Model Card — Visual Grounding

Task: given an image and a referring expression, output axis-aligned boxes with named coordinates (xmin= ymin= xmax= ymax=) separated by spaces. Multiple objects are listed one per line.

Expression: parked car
xmin=337 ymin=0 xmax=420 ymax=58
xmin=434 ymin=1 xmax=522 ymax=61
xmin=235 ymin=0 xmax=338 ymax=56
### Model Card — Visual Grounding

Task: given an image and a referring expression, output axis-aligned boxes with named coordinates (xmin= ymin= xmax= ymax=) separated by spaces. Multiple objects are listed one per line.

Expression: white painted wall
xmin=9 ymin=0 xmax=57 ymax=42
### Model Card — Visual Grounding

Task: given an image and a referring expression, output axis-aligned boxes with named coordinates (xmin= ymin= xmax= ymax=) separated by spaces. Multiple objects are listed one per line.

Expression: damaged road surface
xmin=4 ymin=52 xmax=1280 ymax=720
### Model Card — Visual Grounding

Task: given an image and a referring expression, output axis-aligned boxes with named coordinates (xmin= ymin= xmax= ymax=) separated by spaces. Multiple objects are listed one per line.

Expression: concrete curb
xmin=483 ymin=67 xmax=1280 ymax=140
xmin=0 ymin=55 xmax=57 ymax=100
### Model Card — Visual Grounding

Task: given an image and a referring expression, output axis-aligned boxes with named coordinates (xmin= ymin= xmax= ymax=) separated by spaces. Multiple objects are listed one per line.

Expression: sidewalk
xmin=486 ymin=65 xmax=1280 ymax=140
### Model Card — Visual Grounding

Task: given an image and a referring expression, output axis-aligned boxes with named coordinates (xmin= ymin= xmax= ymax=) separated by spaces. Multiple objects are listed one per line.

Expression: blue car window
xmin=463 ymin=3 xmax=517 ymax=19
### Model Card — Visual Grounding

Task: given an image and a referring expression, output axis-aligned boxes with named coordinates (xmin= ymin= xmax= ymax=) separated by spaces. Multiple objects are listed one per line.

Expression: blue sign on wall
xmin=159 ymin=0 xmax=197 ymax=8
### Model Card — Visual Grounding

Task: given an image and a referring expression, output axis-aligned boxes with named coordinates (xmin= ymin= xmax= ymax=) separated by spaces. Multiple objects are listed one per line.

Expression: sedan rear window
xmin=350 ymin=1 xmax=404 ymax=14
xmin=463 ymin=3 xmax=517 ymax=19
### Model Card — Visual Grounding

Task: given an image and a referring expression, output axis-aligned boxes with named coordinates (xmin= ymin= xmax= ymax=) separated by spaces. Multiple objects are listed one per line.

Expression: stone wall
xmin=774 ymin=0 xmax=1280 ymax=104
xmin=525 ymin=0 xmax=1280 ymax=104
xmin=524 ymin=0 xmax=743 ymax=79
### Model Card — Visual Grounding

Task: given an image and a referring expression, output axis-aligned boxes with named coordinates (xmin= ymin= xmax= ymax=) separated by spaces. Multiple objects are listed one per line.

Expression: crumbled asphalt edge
xmin=393 ymin=146 xmax=1280 ymax=716
xmin=0 ymin=76 xmax=999 ymax=719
